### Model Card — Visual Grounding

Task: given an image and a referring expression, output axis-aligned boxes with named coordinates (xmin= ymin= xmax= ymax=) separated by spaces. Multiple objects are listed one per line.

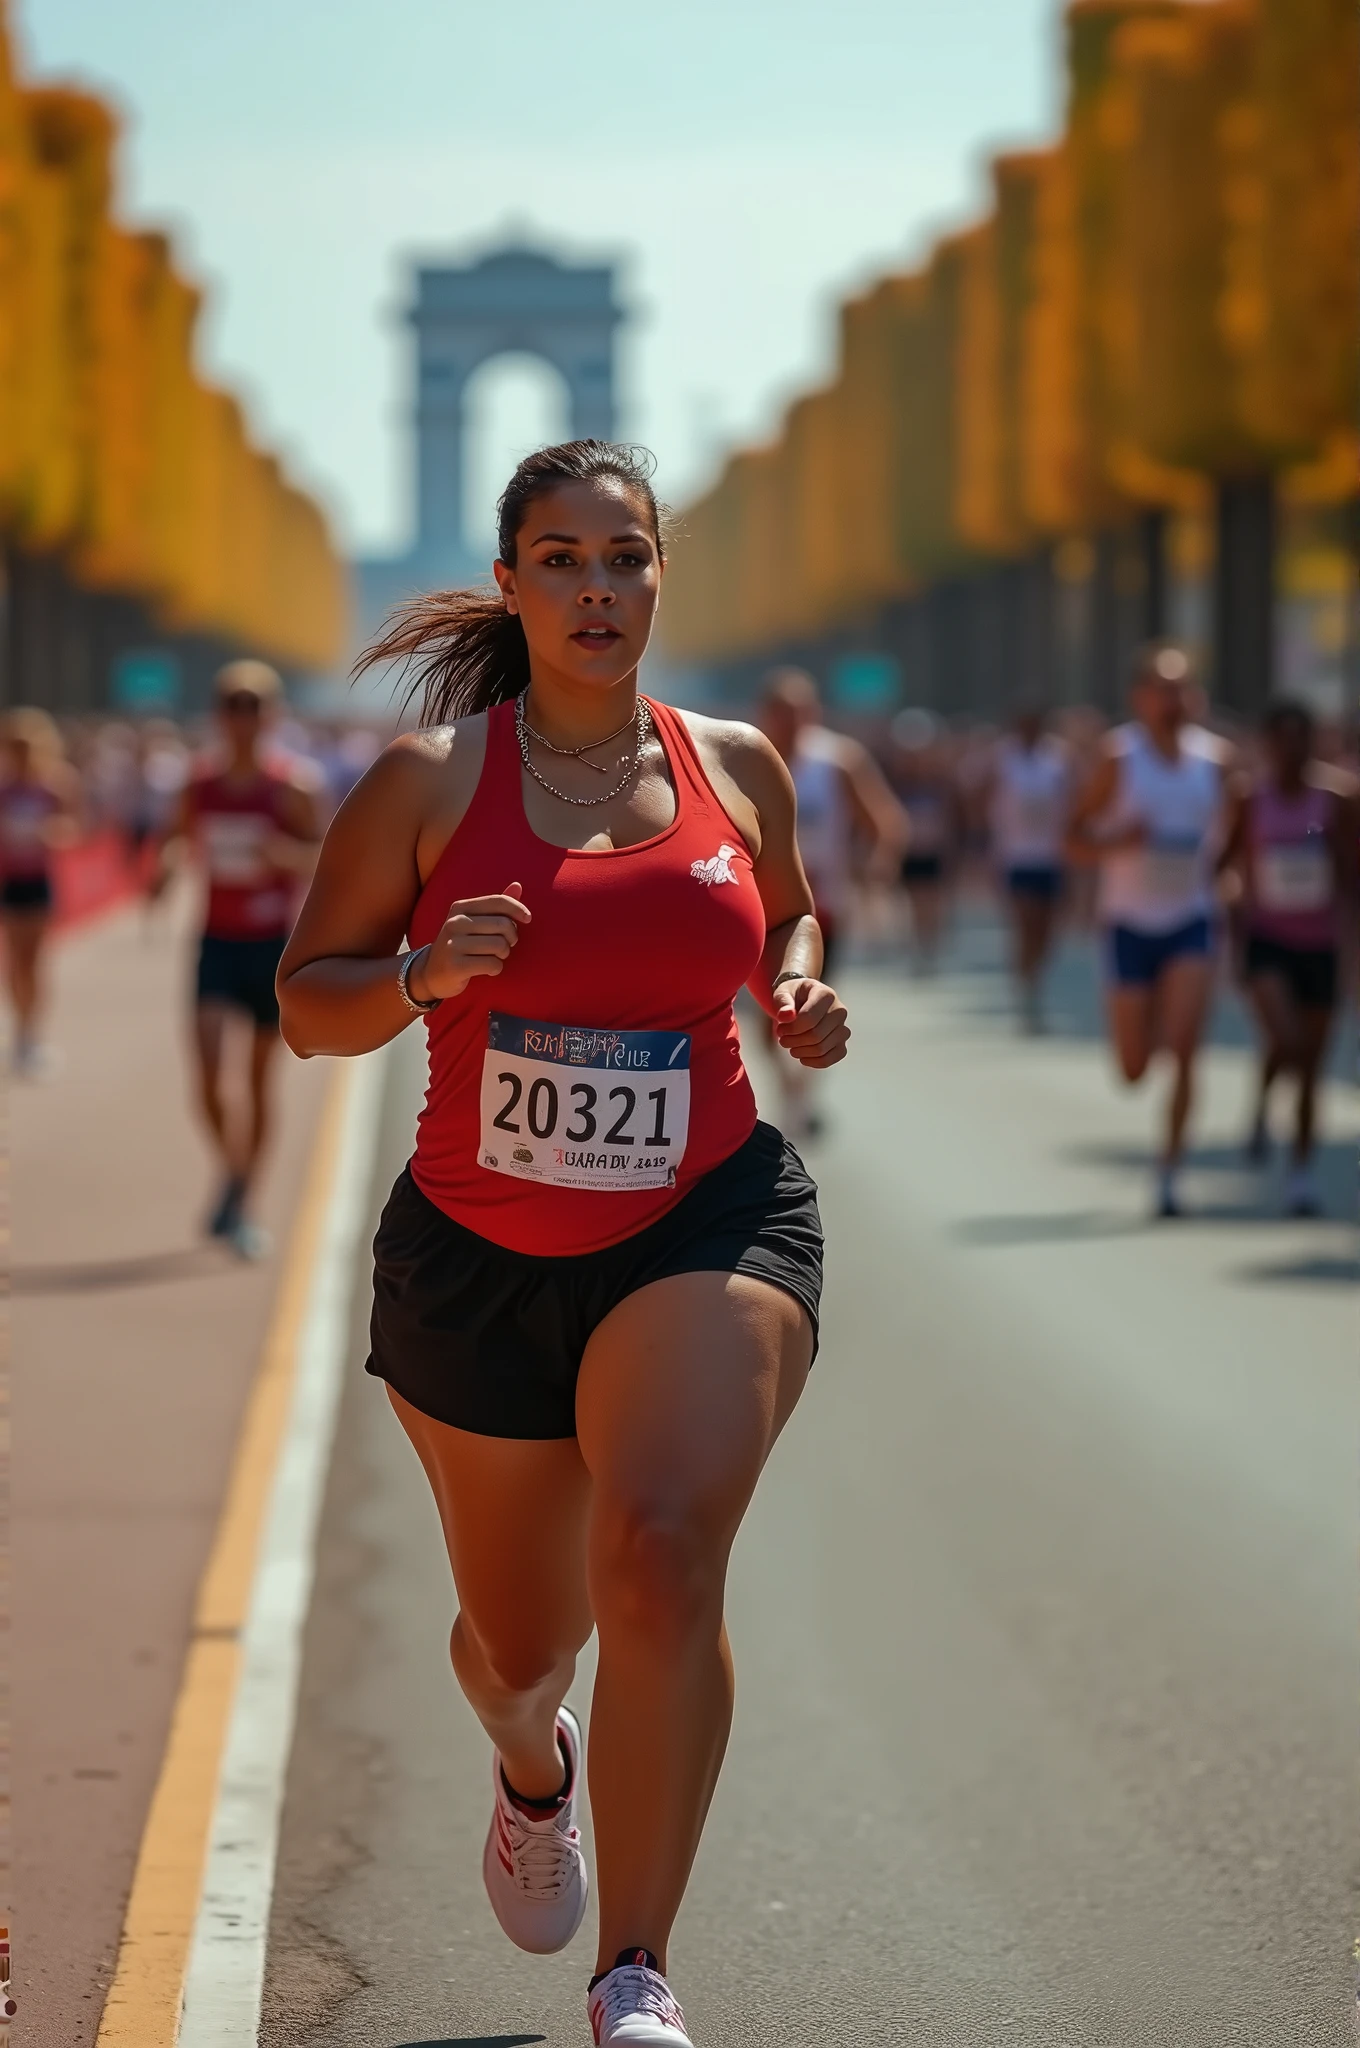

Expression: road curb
xmin=94 ymin=1049 xmax=388 ymax=2048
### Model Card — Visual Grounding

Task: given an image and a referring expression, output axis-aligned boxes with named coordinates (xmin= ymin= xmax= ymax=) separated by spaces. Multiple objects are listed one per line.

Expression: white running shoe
xmin=589 ymin=1951 xmax=694 ymax=2045
xmin=482 ymin=1705 xmax=587 ymax=1955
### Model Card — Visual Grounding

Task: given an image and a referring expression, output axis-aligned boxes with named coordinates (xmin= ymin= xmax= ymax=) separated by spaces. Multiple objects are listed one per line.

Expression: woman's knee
xmin=452 ymin=1611 xmax=577 ymax=1700
xmin=1114 ymin=1042 xmax=1150 ymax=1084
xmin=590 ymin=1502 xmax=728 ymax=1650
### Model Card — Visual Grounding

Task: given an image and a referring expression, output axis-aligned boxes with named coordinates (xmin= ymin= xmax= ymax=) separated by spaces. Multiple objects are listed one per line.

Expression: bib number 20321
xmin=479 ymin=1014 xmax=691 ymax=1192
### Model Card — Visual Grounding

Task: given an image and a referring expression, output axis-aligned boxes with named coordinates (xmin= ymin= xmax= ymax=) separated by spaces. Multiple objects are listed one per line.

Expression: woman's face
xmin=494 ymin=480 xmax=662 ymax=691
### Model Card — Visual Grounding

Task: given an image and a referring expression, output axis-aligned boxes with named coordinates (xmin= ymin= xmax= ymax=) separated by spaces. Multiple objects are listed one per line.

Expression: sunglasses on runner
xmin=221 ymin=691 xmax=265 ymax=717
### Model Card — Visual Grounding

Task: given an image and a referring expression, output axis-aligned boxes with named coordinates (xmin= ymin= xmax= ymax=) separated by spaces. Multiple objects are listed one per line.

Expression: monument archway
xmin=460 ymin=351 xmax=571 ymax=550
xmin=411 ymin=246 xmax=623 ymax=577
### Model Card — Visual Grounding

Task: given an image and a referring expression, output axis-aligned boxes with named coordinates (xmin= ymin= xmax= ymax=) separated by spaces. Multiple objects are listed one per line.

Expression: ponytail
xmin=352 ymin=439 xmax=666 ymax=729
xmin=354 ymin=586 xmax=529 ymax=726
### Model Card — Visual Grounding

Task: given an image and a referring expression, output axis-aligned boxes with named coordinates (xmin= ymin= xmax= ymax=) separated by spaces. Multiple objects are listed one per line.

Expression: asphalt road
xmin=259 ymin=929 xmax=1358 ymax=2048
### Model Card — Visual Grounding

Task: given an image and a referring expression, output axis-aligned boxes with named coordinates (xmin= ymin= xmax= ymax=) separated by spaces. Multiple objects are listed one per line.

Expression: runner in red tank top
xmin=166 ymin=661 xmax=319 ymax=1256
xmin=279 ymin=442 xmax=849 ymax=2048
xmin=1218 ymin=698 xmax=1358 ymax=1214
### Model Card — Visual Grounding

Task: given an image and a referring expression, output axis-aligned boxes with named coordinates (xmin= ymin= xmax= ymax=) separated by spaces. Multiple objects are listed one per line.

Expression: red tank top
xmin=408 ymin=698 xmax=765 ymax=1257
xmin=189 ymin=766 xmax=297 ymax=939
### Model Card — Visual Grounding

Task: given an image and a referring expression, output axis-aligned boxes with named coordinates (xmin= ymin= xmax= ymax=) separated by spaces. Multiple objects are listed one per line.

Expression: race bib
xmin=1017 ymin=793 xmax=1058 ymax=837
xmin=202 ymin=813 xmax=270 ymax=884
xmin=1258 ymin=843 xmax=1331 ymax=913
xmin=1144 ymin=835 xmax=1201 ymax=901
xmin=479 ymin=1014 xmax=691 ymax=1192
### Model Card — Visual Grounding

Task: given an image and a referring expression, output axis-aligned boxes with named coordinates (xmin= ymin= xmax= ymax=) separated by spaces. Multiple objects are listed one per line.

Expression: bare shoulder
xmin=332 ymin=713 xmax=486 ymax=825
xmin=675 ymin=708 xmax=789 ymax=796
xmin=1185 ymin=724 xmax=1235 ymax=770
xmin=1307 ymin=759 xmax=1360 ymax=801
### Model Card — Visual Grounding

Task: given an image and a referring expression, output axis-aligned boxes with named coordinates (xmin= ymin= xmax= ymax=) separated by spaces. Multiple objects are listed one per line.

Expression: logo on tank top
xmin=690 ymin=843 xmax=740 ymax=887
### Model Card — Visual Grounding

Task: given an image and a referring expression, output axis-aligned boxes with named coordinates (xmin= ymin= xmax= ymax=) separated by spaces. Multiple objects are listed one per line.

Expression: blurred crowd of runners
xmin=754 ymin=654 xmax=1358 ymax=1217
xmin=1 ymin=646 xmax=1354 ymax=1232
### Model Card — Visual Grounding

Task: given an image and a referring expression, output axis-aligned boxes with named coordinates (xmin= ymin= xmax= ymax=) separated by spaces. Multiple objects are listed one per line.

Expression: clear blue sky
xmin=19 ymin=0 xmax=1060 ymax=557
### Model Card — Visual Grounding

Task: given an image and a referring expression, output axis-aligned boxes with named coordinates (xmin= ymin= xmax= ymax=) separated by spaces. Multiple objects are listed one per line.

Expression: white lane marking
xmin=177 ymin=1049 xmax=389 ymax=2046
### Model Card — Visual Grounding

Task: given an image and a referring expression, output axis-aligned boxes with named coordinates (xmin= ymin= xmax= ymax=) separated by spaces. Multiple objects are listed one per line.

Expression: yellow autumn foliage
xmin=0 ymin=7 xmax=344 ymax=673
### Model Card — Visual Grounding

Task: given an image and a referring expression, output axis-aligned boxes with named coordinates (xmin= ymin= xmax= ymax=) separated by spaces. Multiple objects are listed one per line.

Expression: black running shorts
xmin=195 ymin=932 xmax=287 ymax=1029
xmin=1 ymin=872 xmax=52 ymax=914
xmin=1244 ymin=932 xmax=1338 ymax=1011
xmin=367 ymin=1119 xmax=823 ymax=1440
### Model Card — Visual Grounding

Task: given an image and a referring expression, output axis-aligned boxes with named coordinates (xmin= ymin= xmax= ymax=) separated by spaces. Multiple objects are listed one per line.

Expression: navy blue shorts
xmin=1107 ymin=917 xmax=1213 ymax=988
xmin=1006 ymin=864 xmax=1063 ymax=903
xmin=195 ymin=933 xmax=287 ymax=1028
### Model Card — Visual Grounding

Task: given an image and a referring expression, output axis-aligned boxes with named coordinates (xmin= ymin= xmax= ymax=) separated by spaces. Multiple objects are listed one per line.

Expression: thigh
xmin=1156 ymin=952 xmax=1214 ymax=1057
xmin=4 ymin=911 xmax=45 ymax=969
xmin=249 ymin=1021 xmax=281 ymax=1087
xmin=1245 ymin=968 xmax=1296 ymax=1052
xmin=576 ymin=1271 xmax=812 ymax=1540
xmin=1296 ymin=1001 xmax=1334 ymax=1072
xmin=388 ymin=1387 xmax=594 ymax=1658
xmin=1106 ymin=984 xmax=1154 ymax=1079
xmin=194 ymin=998 xmax=231 ymax=1075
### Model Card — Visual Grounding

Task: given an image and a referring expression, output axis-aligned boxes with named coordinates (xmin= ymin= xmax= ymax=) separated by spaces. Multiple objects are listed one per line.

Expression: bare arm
xmin=1214 ymin=775 xmax=1250 ymax=879
xmin=276 ymin=736 xmax=529 ymax=1058
xmin=703 ymin=721 xmax=851 ymax=1071
xmin=841 ymin=740 xmax=910 ymax=867
xmin=1063 ymin=747 xmax=1141 ymax=865
xmin=1329 ymin=786 xmax=1360 ymax=916
xmin=267 ymin=777 xmax=324 ymax=878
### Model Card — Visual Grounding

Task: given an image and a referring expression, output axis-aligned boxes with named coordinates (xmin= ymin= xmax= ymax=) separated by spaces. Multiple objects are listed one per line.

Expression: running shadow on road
xmin=951 ymin=1209 xmax=1147 ymax=1246
xmin=11 ymin=1244 xmax=227 ymax=1294
xmin=1231 ymin=1250 xmax=1360 ymax=1286
xmin=391 ymin=2037 xmax=546 ymax=2047
xmin=1062 ymin=1132 xmax=1356 ymax=1226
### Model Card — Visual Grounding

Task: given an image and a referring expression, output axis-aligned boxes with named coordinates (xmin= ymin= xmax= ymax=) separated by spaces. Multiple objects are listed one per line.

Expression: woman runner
xmin=1218 ymin=698 xmax=1358 ymax=1215
xmin=0 ymin=708 xmax=79 ymax=1075
xmin=278 ymin=442 xmax=847 ymax=2047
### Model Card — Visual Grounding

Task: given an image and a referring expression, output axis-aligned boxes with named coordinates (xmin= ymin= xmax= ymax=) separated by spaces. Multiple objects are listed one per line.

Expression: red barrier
xmin=51 ymin=830 xmax=144 ymax=931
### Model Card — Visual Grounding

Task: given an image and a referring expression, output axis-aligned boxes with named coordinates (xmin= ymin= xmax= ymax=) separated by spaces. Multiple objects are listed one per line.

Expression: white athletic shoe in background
xmin=589 ymin=1951 xmax=694 ymax=2045
xmin=482 ymin=1704 xmax=587 ymax=1955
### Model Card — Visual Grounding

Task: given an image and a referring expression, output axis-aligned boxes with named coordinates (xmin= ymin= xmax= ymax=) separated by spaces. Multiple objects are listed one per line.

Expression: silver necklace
xmin=515 ymin=691 xmax=653 ymax=808
xmin=520 ymin=699 xmax=639 ymax=772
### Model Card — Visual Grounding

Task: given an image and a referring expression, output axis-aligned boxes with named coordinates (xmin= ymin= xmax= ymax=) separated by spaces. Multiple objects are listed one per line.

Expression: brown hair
xmin=355 ymin=441 xmax=666 ymax=727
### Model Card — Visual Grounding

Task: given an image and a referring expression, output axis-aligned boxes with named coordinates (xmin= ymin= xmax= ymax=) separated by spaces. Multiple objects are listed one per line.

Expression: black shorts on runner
xmin=1005 ymin=863 xmax=1063 ymax=903
xmin=0 ymin=872 xmax=53 ymax=914
xmin=901 ymin=853 xmax=944 ymax=886
xmin=367 ymin=1119 xmax=824 ymax=1440
xmin=195 ymin=932 xmax=287 ymax=1029
xmin=1244 ymin=933 xmax=1338 ymax=1011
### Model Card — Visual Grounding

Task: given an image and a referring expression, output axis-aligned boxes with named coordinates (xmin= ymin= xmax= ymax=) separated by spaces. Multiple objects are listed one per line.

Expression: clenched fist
xmin=408 ymin=881 xmax=531 ymax=1004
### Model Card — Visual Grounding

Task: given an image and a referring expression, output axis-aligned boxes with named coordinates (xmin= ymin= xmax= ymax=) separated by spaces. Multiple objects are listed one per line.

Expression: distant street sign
xmin=111 ymin=649 xmax=181 ymax=712
xmin=830 ymin=651 xmax=899 ymax=710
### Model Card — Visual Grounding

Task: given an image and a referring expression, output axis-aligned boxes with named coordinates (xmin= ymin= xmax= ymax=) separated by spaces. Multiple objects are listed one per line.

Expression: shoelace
xmin=593 ymin=1966 xmax=686 ymax=2032
xmin=499 ymin=1799 xmax=580 ymax=1899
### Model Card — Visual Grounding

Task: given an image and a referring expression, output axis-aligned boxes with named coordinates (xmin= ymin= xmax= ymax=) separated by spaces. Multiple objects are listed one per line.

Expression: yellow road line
xmin=95 ymin=1066 xmax=352 ymax=2048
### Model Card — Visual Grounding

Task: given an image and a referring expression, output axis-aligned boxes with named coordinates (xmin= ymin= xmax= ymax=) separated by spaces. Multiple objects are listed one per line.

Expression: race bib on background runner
xmin=1257 ymin=843 xmax=1331 ymax=914
xmin=479 ymin=1014 xmax=691 ymax=1192
xmin=1144 ymin=833 xmax=1202 ymax=902
xmin=202 ymin=812 xmax=270 ymax=883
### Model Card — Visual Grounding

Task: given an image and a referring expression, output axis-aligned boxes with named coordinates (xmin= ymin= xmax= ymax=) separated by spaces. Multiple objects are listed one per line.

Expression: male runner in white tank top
xmin=1066 ymin=645 xmax=1232 ymax=1216
xmin=759 ymin=669 xmax=905 ymax=1134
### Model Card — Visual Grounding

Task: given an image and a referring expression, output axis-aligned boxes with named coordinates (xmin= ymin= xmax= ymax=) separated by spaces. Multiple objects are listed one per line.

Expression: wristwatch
xmin=397 ymin=945 xmax=441 ymax=1014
